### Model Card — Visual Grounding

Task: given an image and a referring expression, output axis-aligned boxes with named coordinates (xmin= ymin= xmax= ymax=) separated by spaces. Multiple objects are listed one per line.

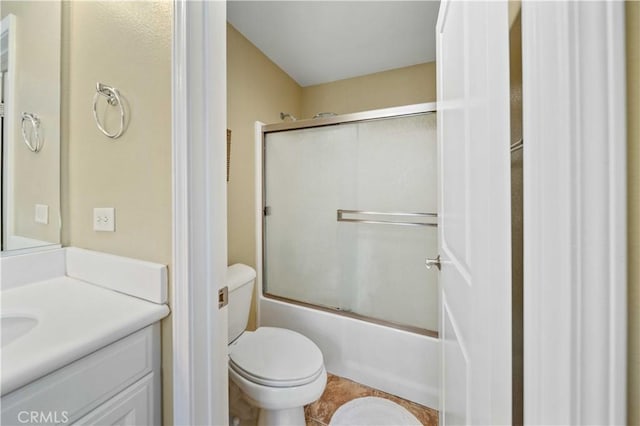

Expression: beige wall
xmin=301 ymin=62 xmax=436 ymax=119
xmin=628 ymin=2 xmax=639 ymax=424
xmin=227 ymin=24 xmax=302 ymax=329
xmin=60 ymin=2 xmax=173 ymax=424
xmin=2 ymin=2 xmax=61 ymax=246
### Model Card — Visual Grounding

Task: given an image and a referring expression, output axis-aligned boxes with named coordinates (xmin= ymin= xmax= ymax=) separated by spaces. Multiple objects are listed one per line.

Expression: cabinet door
xmin=72 ymin=374 xmax=157 ymax=426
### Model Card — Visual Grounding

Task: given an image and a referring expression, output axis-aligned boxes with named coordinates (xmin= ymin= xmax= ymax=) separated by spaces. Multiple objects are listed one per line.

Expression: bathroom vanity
xmin=1 ymin=248 xmax=170 ymax=425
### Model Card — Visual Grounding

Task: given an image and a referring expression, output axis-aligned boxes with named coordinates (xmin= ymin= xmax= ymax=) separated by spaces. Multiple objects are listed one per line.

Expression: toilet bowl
xmin=227 ymin=265 xmax=327 ymax=426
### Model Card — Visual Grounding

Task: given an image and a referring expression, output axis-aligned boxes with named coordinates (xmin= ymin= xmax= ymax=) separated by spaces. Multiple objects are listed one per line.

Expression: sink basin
xmin=1 ymin=315 xmax=38 ymax=347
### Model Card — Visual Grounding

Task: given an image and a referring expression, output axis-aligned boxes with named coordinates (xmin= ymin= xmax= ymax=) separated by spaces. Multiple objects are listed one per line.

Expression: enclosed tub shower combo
xmin=255 ymin=103 xmax=440 ymax=408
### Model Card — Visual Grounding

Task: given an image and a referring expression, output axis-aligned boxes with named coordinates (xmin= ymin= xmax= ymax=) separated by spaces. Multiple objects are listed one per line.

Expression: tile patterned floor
xmin=305 ymin=374 xmax=439 ymax=426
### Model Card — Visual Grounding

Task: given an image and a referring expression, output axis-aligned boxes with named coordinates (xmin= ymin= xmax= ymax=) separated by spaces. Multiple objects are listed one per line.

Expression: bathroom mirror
xmin=0 ymin=1 xmax=61 ymax=252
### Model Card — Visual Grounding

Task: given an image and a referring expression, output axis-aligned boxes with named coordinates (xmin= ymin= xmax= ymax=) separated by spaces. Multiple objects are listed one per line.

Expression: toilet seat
xmin=229 ymin=327 xmax=324 ymax=388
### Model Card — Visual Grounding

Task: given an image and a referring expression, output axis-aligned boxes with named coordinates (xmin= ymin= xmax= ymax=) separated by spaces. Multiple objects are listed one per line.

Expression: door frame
xmin=172 ymin=1 xmax=228 ymax=425
xmin=522 ymin=2 xmax=626 ymax=424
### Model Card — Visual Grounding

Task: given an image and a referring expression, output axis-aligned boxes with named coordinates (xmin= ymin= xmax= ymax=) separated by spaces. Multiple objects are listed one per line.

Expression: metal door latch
xmin=218 ymin=286 xmax=228 ymax=308
xmin=425 ymin=255 xmax=441 ymax=271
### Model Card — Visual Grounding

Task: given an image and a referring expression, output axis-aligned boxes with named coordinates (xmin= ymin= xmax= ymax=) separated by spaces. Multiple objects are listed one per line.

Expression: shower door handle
xmin=425 ymin=255 xmax=441 ymax=271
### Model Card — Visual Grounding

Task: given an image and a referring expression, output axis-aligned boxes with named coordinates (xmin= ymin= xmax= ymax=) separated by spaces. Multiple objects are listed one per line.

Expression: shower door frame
xmin=259 ymin=102 xmax=438 ymax=338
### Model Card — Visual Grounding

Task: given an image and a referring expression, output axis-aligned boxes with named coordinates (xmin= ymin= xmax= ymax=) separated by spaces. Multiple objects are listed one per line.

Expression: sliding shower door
xmin=263 ymin=111 xmax=438 ymax=333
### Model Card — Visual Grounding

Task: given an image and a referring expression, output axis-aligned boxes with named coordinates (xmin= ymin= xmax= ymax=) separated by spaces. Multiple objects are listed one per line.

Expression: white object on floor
xmin=329 ymin=397 xmax=422 ymax=426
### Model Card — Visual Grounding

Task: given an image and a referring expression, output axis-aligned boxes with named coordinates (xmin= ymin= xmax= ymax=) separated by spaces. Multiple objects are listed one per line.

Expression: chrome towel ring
xmin=93 ymin=82 xmax=125 ymax=139
xmin=21 ymin=112 xmax=41 ymax=152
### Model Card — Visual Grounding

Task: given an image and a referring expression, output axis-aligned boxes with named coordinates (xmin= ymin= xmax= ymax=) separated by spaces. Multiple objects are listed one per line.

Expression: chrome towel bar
xmin=337 ymin=209 xmax=437 ymax=227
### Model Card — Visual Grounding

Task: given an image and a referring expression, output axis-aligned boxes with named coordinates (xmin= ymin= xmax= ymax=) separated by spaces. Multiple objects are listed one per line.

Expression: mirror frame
xmin=1 ymin=14 xmax=16 ymax=252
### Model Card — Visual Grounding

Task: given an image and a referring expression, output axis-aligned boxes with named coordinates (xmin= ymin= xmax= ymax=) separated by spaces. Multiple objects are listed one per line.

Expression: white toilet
xmin=227 ymin=264 xmax=327 ymax=426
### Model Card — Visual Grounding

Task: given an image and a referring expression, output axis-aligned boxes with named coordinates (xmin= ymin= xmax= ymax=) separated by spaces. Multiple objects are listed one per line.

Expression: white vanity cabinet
xmin=1 ymin=247 xmax=170 ymax=426
xmin=72 ymin=374 xmax=156 ymax=426
xmin=1 ymin=325 xmax=162 ymax=426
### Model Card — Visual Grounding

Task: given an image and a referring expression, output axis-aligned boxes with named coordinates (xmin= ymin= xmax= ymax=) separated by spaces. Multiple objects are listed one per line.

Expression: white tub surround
xmin=260 ymin=297 xmax=439 ymax=409
xmin=0 ymin=247 xmax=170 ymax=395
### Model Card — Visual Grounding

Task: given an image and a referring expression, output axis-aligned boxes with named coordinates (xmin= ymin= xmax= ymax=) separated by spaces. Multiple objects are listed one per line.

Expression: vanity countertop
xmin=1 ymin=276 xmax=169 ymax=395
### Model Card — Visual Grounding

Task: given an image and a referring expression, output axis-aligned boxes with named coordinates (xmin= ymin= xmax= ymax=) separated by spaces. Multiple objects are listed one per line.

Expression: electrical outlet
xmin=93 ymin=207 xmax=115 ymax=232
xmin=35 ymin=204 xmax=48 ymax=224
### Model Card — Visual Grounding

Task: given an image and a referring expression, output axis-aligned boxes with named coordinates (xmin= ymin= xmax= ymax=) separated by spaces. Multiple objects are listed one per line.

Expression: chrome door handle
xmin=425 ymin=255 xmax=441 ymax=271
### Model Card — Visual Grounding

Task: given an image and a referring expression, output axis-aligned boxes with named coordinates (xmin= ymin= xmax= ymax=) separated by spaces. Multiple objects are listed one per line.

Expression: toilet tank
xmin=227 ymin=264 xmax=256 ymax=343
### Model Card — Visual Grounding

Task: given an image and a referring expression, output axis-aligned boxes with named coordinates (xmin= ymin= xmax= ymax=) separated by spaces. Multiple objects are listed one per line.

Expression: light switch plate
xmin=35 ymin=204 xmax=49 ymax=224
xmin=93 ymin=207 xmax=115 ymax=232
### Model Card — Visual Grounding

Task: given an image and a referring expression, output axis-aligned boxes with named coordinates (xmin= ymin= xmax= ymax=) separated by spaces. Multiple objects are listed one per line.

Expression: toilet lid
xmin=229 ymin=327 xmax=324 ymax=387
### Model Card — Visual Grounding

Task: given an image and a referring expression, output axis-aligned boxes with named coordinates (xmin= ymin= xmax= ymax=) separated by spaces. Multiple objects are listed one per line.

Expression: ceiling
xmin=227 ymin=1 xmax=441 ymax=87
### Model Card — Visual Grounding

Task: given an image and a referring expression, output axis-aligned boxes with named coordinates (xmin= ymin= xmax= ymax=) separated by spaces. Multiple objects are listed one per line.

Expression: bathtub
xmin=257 ymin=293 xmax=440 ymax=409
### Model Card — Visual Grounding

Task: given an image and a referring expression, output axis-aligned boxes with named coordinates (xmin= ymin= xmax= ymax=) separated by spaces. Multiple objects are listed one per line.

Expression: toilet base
xmin=257 ymin=406 xmax=305 ymax=426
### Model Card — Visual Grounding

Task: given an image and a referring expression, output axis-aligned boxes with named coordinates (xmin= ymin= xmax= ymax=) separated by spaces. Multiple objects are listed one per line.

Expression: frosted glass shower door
xmin=263 ymin=113 xmax=438 ymax=332
xmin=264 ymin=124 xmax=358 ymax=310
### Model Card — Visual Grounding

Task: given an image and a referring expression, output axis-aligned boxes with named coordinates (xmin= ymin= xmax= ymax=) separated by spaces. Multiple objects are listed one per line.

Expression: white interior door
xmin=436 ymin=1 xmax=512 ymax=424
